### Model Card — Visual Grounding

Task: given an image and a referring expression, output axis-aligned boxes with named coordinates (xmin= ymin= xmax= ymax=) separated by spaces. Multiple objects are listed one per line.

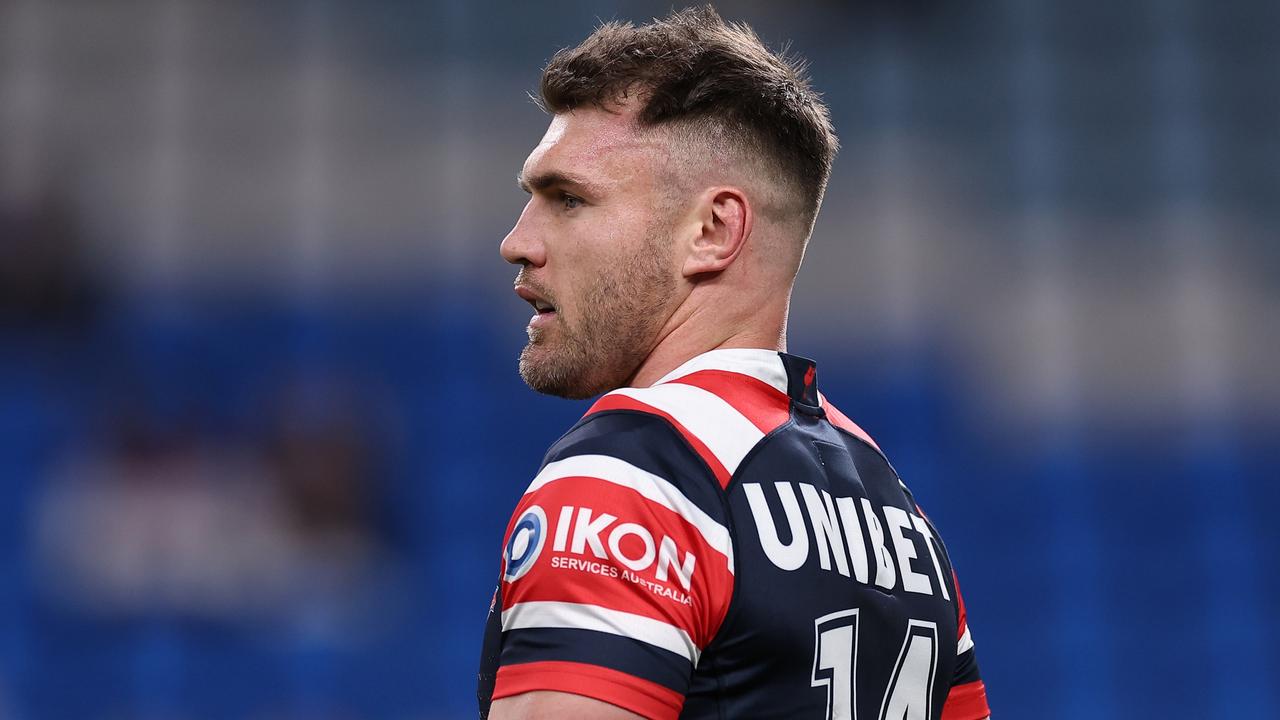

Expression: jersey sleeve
xmin=941 ymin=569 xmax=991 ymax=720
xmin=490 ymin=411 xmax=735 ymax=720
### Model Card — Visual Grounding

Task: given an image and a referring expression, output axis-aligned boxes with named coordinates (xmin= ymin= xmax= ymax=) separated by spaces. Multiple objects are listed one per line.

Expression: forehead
xmin=522 ymin=107 xmax=668 ymax=187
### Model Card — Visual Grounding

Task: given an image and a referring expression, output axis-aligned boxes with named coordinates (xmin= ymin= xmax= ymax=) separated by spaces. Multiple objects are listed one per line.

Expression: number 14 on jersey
xmin=812 ymin=609 xmax=940 ymax=720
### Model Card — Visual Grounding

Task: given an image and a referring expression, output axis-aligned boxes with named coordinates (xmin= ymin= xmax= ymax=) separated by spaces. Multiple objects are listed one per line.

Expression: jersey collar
xmin=652 ymin=348 xmax=821 ymax=408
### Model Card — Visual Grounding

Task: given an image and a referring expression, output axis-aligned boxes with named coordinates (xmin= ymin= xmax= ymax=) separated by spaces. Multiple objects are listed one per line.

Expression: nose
xmin=500 ymin=199 xmax=546 ymax=267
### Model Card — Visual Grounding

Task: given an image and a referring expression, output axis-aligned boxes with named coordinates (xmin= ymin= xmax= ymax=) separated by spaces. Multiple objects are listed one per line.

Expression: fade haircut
xmin=539 ymin=5 xmax=838 ymax=233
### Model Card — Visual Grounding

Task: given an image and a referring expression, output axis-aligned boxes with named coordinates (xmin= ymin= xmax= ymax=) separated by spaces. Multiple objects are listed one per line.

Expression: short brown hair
xmin=539 ymin=5 xmax=838 ymax=230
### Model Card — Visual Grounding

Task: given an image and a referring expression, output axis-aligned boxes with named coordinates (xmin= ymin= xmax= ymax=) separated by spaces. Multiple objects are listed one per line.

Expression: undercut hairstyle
xmin=539 ymin=5 xmax=838 ymax=233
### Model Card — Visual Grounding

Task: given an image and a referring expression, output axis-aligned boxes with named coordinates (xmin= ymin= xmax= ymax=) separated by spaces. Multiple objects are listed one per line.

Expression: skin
xmin=493 ymin=102 xmax=807 ymax=719
xmin=500 ymin=102 xmax=804 ymax=401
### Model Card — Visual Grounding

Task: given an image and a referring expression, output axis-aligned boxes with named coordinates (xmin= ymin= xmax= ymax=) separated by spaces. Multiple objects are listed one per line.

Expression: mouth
xmin=514 ymin=284 xmax=558 ymax=325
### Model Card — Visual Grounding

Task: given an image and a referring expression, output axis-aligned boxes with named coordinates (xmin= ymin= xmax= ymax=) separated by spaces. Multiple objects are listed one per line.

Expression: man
xmin=479 ymin=7 xmax=991 ymax=720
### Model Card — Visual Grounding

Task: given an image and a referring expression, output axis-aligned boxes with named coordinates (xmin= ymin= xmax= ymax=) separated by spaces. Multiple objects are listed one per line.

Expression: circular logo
xmin=503 ymin=505 xmax=548 ymax=582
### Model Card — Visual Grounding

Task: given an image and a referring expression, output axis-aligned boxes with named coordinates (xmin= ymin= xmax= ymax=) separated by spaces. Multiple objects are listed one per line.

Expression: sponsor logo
xmin=512 ymin=505 xmax=698 ymax=606
xmin=503 ymin=505 xmax=548 ymax=582
xmin=551 ymin=506 xmax=698 ymax=592
xmin=503 ymin=502 xmax=700 ymax=606
xmin=743 ymin=482 xmax=951 ymax=600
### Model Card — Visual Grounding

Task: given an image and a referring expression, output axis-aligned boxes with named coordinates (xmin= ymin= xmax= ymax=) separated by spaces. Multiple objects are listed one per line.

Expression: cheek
xmin=554 ymin=210 xmax=657 ymax=299
xmin=557 ymin=229 xmax=617 ymax=286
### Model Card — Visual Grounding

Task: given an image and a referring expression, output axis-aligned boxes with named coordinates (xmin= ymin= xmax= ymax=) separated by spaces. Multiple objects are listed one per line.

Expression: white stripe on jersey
xmin=502 ymin=600 xmax=701 ymax=665
xmin=654 ymin=347 xmax=788 ymax=395
xmin=612 ymin=383 xmax=764 ymax=476
xmin=526 ymin=454 xmax=734 ymax=573
xmin=958 ymin=625 xmax=974 ymax=654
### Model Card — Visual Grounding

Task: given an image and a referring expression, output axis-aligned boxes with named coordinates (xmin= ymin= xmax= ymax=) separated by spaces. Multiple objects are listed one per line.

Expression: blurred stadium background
xmin=1 ymin=0 xmax=1277 ymax=717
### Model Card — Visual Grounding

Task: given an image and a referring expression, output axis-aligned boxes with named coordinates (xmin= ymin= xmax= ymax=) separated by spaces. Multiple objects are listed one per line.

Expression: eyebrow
xmin=516 ymin=170 xmax=600 ymax=196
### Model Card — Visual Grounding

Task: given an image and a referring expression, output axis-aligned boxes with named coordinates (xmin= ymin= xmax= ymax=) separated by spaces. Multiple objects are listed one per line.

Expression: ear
xmin=681 ymin=187 xmax=752 ymax=278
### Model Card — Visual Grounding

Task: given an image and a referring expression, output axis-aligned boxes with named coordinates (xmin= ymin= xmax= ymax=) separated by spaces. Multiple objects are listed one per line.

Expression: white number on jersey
xmin=812 ymin=611 xmax=940 ymax=720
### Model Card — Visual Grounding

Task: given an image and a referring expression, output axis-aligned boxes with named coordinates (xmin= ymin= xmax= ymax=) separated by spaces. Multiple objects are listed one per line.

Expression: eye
xmin=560 ymin=193 xmax=583 ymax=211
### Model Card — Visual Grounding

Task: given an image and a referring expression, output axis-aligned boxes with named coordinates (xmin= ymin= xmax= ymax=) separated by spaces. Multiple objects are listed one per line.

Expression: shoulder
xmin=494 ymin=392 xmax=743 ymax=706
xmin=542 ymin=406 xmax=722 ymax=502
xmin=530 ymin=408 xmax=728 ymax=549
xmin=578 ymin=370 xmax=792 ymax=489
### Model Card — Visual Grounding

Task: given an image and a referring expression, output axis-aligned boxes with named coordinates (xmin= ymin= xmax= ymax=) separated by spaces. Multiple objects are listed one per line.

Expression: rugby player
xmin=479 ymin=7 xmax=991 ymax=719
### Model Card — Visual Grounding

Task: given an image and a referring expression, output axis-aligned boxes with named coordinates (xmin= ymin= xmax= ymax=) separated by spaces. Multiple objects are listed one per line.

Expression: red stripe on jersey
xmin=587 ymin=393 xmax=733 ymax=488
xmin=818 ymin=393 xmax=882 ymax=452
xmin=940 ymin=680 xmax=990 ymax=720
xmin=502 ymin=475 xmax=734 ymax=647
xmin=666 ymin=369 xmax=791 ymax=435
xmin=494 ymin=660 xmax=684 ymax=720
xmin=506 ymin=571 xmax=707 ymax=648
xmin=953 ymin=569 xmax=969 ymax=639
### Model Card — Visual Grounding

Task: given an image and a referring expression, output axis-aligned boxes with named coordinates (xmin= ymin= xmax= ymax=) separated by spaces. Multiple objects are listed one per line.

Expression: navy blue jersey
xmin=478 ymin=350 xmax=990 ymax=719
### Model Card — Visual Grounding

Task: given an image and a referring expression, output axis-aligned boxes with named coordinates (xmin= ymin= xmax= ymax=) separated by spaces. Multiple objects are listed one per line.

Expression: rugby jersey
xmin=478 ymin=349 xmax=990 ymax=720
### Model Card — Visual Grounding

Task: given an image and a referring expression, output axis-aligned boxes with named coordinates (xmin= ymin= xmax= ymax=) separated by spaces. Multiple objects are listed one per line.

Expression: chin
xmin=518 ymin=344 xmax=617 ymax=400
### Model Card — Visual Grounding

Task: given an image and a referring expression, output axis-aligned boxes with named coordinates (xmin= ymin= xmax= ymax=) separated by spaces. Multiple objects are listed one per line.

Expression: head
xmin=501 ymin=5 xmax=838 ymax=399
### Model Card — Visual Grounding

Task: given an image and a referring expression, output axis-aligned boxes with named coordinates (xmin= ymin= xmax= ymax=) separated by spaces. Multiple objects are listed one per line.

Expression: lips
xmin=514 ymin=282 xmax=559 ymax=332
xmin=514 ymin=284 xmax=557 ymax=315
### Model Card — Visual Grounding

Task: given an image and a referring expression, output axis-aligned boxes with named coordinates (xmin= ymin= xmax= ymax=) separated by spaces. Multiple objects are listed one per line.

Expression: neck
xmin=626 ymin=294 xmax=790 ymax=388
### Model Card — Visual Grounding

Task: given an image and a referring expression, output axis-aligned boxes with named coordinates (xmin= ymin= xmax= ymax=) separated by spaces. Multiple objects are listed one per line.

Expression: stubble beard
xmin=518 ymin=231 xmax=676 ymax=400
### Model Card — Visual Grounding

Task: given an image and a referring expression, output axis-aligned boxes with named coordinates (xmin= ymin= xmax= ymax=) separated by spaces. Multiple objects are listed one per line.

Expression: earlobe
xmin=682 ymin=188 xmax=751 ymax=278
